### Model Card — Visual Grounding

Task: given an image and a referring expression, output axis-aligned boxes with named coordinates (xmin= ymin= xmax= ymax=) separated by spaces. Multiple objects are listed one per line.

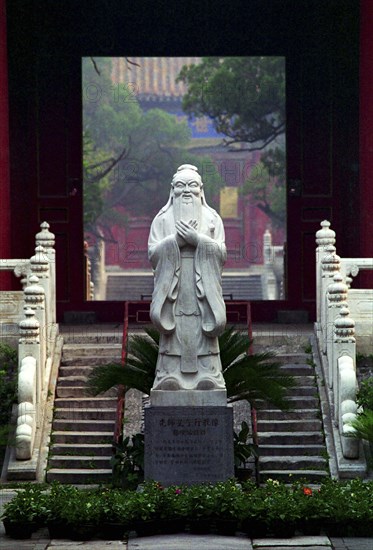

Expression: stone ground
xmin=0 ymin=529 xmax=372 ymax=550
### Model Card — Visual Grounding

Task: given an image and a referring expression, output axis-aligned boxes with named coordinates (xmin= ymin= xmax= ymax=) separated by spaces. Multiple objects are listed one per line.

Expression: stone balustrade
xmin=0 ymin=222 xmax=58 ymax=464
xmin=315 ymin=220 xmax=371 ymax=474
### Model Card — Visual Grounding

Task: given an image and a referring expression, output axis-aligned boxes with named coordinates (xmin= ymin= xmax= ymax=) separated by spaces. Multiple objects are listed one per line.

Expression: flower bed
xmin=2 ymin=478 xmax=373 ymax=540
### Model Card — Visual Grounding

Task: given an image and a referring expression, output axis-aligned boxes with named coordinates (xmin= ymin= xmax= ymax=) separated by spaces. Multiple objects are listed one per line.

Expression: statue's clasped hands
xmin=175 ymin=219 xmax=199 ymax=247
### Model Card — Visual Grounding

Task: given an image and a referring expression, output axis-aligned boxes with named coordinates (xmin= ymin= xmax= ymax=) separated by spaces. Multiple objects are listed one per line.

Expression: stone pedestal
xmin=144 ymin=404 xmax=234 ymax=486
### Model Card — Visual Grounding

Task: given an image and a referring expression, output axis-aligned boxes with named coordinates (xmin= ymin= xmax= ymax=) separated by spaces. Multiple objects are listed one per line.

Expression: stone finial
xmin=316 ymin=220 xmax=336 ymax=247
xmin=334 ymin=306 xmax=355 ymax=342
xmin=30 ymin=245 xmax=49 ymax=278
xmin=328 ymin=273 xmax=348 ymax=306
xmin=321 ymin=245 xmax=340 ymax=276
xmin=24 ymin=275 xmax=45 ymax=309
xmin=35 ymin=221 xmax=55 ymax=250
xmin=19 ymin=307 xmax=40 ymax=344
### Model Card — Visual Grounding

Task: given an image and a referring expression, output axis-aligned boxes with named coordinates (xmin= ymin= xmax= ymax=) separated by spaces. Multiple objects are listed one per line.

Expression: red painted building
xmin=0 ymin=0 xmax=372 ymax=324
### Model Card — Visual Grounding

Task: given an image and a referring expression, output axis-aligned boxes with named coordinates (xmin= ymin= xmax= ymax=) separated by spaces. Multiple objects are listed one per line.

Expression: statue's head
xmin=171 ymin=164 xmax=203 ymax=199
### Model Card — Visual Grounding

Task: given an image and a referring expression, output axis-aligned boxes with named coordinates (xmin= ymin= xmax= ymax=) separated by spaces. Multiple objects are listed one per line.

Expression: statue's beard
xmin=173 ymin=194 xmax=202 ymax=226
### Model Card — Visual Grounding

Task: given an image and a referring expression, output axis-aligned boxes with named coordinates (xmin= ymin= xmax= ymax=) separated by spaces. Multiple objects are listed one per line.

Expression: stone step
xmin=50 ymin=443 xmax=113 ymax=456
xmin=260 ymin=470 xmax=329 ymax=483
xmin=285 ymin=386 xmax=318 ymax=397
xmin=277 ymin=363 xmax=314 ymax=376
xmin=54 ymin=397 xmax=117 ymax=408
xmin=57 ymin=376 xmax=90 ymax=386
xmin=52 ymin=419 xmax=115 ymax=432
xmin=59 ymin=365 xmax=95 ymax=377
xmin=259 ymin=444 xmax=325 ymax=456
xmin=55 ymin=386 xmax=117 ymax=398
xmin=284 ymin=375 xmax=316 ymax=386
xmin=52 ymin=431 xmax=114 ymax=444
xmin=256 ymin=395 xmax=320 ymax=409
xmin=274 ymin=353 xmax=310 ymax=364
xmin=46 ymin=468 xmax=112 ymax=484
xmin=54 ymin=407 xmax=116 ymax=420
xmin=257 ymin=431 xmax=324 ymax=445
xmin=256 ymin=419 xmax=322 ymax=432
xmin=48 ymin=455 xmax=111 ymax=469
xmin=61 ymin=356 xmax=121 ymax=366
xmin=259 ymin=456 xmax=327 ymax=470
xmin=62 ymin=343 xmax=123 ymax=357
xmin=257 ymin=409 xmax=320 ymax=420
xmin=60 ymin=326 xmax=123 ymax=345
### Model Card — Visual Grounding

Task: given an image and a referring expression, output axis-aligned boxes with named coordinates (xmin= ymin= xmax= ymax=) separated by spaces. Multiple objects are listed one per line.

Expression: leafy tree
xmin=83 ymin=58 xmax=223 ymax=242
xmin=241 ymin=159 xmax=286 ymax=227
xmin=177 ymin=57 xmax=286 ymax=226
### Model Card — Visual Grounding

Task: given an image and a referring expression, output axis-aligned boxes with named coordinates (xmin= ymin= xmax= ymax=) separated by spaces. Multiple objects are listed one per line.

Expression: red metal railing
xmin=113 ymin=301 xmax=129 ymax=445
xmin=246 ymin=302 xmax=260 ymax=485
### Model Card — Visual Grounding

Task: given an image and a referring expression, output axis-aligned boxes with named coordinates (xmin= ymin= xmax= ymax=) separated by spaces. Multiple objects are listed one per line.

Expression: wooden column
xmin=360 ymin=1 xmax=373 ymax=285
xmin=0 ymin=0 xmax=11 ymax=288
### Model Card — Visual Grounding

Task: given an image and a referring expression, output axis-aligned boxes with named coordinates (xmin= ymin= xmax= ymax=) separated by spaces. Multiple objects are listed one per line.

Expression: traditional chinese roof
xmin=111 ymin=57 xmax=201 ymax=101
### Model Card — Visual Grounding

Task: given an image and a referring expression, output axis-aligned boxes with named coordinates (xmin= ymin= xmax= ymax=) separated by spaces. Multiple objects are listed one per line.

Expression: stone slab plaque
xmin=144 ymin=405 xmax=234 ymax=486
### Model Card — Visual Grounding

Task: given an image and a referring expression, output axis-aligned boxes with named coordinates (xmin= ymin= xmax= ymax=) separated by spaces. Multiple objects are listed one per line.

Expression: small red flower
xmin=303 ymin=487 xmax=313 ymax=496
xmin=175 ymin=489 xmax=182 ymax=495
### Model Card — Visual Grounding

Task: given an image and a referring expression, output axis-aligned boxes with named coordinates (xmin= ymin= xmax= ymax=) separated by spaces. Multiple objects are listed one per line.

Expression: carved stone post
xmin=334 ymin=306 xmax=356 ymax=425
xmin=30 ymin=245 xmax=49 ymax=348
xmin=316 ymin=220 xmax=336 ymax=325
xmin=327 ymin=273 xmax=348 ymax=389
xmin=320 ymin=245 xmax=340 ymax=355
xmin=17 ymin=307 xmax=40 ymax=460
xmin=263 ymin=229 xmax=276 ymax=299
xmin=24 ymin=275 xmax=46 ymax=389
xmin=35 ymin=222 xmax=56 ymax=324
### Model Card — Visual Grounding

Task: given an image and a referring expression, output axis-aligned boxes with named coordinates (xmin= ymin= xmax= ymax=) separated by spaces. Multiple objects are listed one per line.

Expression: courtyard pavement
xmin=0 ymin=525 xmax=372 ymax=550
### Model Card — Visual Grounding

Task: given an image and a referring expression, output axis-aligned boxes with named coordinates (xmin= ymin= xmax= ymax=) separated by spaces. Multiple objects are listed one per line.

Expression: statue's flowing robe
xmin=148 ymin=202 xmax=226 ymax=387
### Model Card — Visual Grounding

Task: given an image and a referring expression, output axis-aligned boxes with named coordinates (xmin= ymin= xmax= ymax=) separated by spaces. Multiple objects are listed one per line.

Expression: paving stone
xmin=127 ymin=533 xmax=252 ymax=549
xmin=330 ymin=538 xmax=373 ymax=550
xmin=49 ymin=542 xmax=127 ymax=548
xmin=252 ymin=536 xmax=331 ymax=547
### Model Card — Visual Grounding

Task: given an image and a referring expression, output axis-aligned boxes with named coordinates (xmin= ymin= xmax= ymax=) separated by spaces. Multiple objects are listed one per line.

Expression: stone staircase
xmin=46 ymin=340 xmax=122 ymax=484
xmin=255 ymin=351 xmax=329 ymax=483
xmin=46 ymin=325 xmax=329 ymax=485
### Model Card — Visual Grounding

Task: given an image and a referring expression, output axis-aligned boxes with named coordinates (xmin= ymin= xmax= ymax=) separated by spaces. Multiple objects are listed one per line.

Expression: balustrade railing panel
xmin=315 ymin=220 xmax=372 ymax=466
xmin=0 ymin=222 xmax=57 ymax=462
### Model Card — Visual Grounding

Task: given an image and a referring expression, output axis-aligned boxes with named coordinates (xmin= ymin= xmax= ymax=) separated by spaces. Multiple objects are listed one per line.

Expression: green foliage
xmin=233 ymin=421 xmax=259 ymax=469
xmin=177 ymin=57 xmax=286 ymax=228
xmin=346 ymin=377 xmax=373 ymax=443
xmin=261 ymin=479 xmax=301 ymax=522
xmin=96 ymin=488 xmax=132 ymax=524
xmin=87 ymin=326 xmax=294 ymax=411
xmin=220 ymin=326 xmax=295 ymax=410
xmin=83 ymin=57 xmax=223 ymax=238
xmin=356 ymin=377 xmax=373 ymax=410
xmin=2 ymin=479 xmax=373 ymax=537
xmin=54 ymin=486 xmax=102 ymax=526
xmin=241 ymin=157 xmax=286 ymax=227
xmin=86 ymin=327 xmax=158 ymax=396
xmin=111 ymin=433 xmax=145 ymax=490
xmin=347 ymin=410 xmax=373 ymax=443
xmin=0 ymin=343 xmax=18 ymax=454
xmin=177 ymin=57 xmax=285 ymax=147
xmin=1 ymin=484 xmax=48 ymax=524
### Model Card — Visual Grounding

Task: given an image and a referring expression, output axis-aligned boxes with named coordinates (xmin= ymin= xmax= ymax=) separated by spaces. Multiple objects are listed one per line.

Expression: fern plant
xmin=86 ymin=326 xmax=294 ymax=411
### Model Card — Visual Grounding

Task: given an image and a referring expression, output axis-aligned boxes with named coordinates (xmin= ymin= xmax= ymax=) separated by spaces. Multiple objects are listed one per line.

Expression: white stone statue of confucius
xmin=148 ymin=164 xmax=227 ymax=391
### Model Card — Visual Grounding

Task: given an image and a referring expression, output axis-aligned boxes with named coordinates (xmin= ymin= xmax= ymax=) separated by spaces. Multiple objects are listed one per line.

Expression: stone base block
xmin=150 ymin=389 xmax=227 ymax=406
xmin=144 ymin=405 xmax=234 ymax=486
